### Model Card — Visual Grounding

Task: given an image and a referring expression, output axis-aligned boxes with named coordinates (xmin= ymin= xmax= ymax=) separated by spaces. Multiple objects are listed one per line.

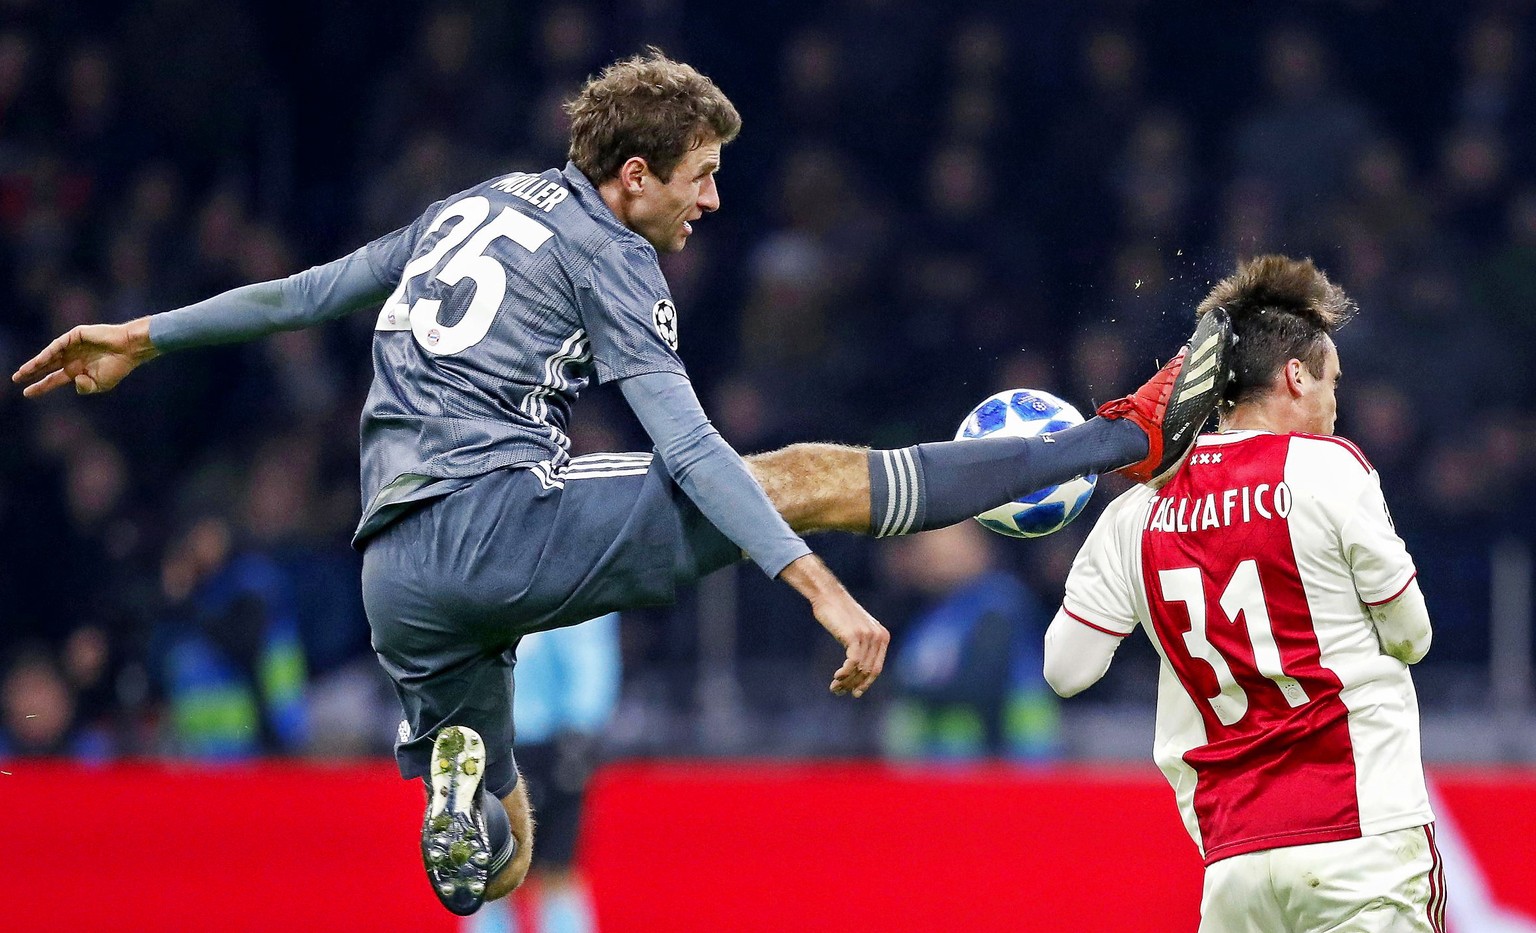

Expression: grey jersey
xmin=357 ymin=164 xmax=687 ymax=536
xmin=149 ymin=162 xmax=811 ymax=577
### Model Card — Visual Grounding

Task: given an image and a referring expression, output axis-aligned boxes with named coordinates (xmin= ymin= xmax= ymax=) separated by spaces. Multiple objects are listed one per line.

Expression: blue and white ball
xmin=954 ymin=388 xmax=1097 ymax=538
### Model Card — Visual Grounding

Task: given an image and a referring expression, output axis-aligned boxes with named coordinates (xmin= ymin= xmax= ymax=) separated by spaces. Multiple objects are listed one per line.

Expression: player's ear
xmin=619 ymin=157 xmax=648 ymax=195
xmin=1285 ymin=358 xmax=1306 ymax=398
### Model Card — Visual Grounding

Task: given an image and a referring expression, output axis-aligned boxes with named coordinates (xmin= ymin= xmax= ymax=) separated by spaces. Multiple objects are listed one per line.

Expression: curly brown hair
xmin=566 ymin=48 xmax=742 ymax=185
xmin=1196 ymin=254 xmax=1356 ymax=406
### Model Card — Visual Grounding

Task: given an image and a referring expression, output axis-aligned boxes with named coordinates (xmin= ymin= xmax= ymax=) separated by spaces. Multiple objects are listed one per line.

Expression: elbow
xmin=657 ymin=425 xmax=724 ymax=483
xmin=1388 ymin=628 xmax=1431 ymax=665
xmin=1042 ymin=613 xmax=1110 ymax=697
xmin=1042 ymin=656 xmax=1091 ymax=698
xmin=1044 ymin=672 xmax=1079 ymax=699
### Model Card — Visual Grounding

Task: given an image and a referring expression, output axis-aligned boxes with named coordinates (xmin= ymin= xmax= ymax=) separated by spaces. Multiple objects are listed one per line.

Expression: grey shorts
xmin=360 ymin=453 xmax=741 ymax=797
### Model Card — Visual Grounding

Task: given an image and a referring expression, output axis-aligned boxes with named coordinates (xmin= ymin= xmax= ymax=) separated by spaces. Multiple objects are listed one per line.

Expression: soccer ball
xmin=954 ymin=388 xmax=1098 ymax=538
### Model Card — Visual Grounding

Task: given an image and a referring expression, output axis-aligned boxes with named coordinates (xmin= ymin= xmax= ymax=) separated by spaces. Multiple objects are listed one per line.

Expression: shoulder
xmin=1290 ymin=433 xmax=1376 ymax=470
xmin=1082 ymin=484 xmax=1159 ymax=553
xmin=1103 ymin=483 xmax=1159 ymax=526
xmin=424 ymin=168 xmax=618 ymax=266
xmin=1284 ymin=434 xmax=1376 ymax=491
xmin=546 ymin=164 xmax=658 ymax=268
xmin=1282 ymin=434 xmax=1380 ymax=520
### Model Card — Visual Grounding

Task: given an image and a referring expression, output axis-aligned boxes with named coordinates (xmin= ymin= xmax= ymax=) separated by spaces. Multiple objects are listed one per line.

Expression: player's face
xmin=1300 ymin=339 xmax=1341 ymax=435
xmin=632 ymin=140 xmax=721 ymax=253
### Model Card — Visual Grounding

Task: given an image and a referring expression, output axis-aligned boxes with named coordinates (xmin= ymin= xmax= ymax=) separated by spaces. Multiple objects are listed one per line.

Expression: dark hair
xmin=566 ymin=48 xmax=742 ymax=184
xmin=1196 ymin=254 xmax=1356 ymax=406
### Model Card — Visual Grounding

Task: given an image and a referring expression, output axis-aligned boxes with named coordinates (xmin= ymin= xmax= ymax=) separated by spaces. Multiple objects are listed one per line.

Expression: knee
xmin=746 ymin=442 xmax=870 ymax=534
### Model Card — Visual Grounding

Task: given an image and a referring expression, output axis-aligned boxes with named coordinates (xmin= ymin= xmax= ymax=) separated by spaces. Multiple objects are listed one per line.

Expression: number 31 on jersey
xmin=1159 ymin=560 xmax=1312 ymax=726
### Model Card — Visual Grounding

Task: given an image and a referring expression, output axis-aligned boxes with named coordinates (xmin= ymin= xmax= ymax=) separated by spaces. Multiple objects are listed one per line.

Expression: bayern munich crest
xmin=653 ymin=298 xmax=678 ymax=350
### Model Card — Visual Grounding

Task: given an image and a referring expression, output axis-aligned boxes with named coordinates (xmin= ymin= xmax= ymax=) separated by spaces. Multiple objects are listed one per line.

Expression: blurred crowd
xmin=2 ymin=0 xmax=1534 ymax=763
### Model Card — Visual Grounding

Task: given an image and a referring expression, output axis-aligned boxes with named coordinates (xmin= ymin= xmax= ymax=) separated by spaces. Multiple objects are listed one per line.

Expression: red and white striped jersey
xmin=1062 ymin=430 xmax=1432 ymax=864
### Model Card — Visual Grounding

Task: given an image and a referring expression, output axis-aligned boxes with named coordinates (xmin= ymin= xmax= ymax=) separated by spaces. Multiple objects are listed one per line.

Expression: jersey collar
xmin=1199 ymin=429 xmax=1272 ymax=446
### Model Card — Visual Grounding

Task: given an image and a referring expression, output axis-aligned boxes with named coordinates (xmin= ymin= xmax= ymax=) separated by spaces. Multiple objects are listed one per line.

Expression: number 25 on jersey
xmin=376 ymin=195 xmax=553 ymax=356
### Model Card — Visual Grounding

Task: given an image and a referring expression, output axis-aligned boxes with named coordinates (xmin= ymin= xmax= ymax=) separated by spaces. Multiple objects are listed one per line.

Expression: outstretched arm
xmin=13 ymin=226 xmax=410 ymax=398
xmin=12 ymin=317 xmax=159 ymax=397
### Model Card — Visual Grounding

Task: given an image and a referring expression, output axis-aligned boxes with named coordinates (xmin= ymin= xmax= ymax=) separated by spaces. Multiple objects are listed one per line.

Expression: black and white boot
xmin=421 ymin=725 xmax=495 ymax=916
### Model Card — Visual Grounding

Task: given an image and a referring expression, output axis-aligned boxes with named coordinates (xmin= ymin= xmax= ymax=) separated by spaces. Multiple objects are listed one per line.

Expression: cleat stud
xmin=438 ymin=882 xmax=456 ymax=897
xmin=437 ymin=729 xmax=466 ymax=756
xmin=427 ymin=846 xmax=448 ymax=864
xmin=438 ymin=758 xmax=452 ymax=773
xmin=468 ymin=881 xmax=485 ymax=896
xmin=463 ymin=759 xmax=478 ymax=775
xmin=471 ymin=851 xmax=489 ymax=866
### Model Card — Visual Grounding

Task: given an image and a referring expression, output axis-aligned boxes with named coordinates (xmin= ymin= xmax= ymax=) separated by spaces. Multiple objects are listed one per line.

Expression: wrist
xmin=779 ymin=553 xmax=844 ymax=603
xmin=129 ymin=317 xmax=162 ymax=362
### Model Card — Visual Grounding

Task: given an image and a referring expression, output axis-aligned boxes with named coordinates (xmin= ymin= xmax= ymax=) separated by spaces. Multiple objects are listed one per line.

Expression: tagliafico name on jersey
xmin=1146 ymin=482 xmax=1294 ymax=534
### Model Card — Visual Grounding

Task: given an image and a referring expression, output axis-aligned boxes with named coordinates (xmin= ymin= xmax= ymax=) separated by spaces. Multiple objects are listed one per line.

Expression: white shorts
xmin=1199 ymin=825 xmax=1446 ymax=933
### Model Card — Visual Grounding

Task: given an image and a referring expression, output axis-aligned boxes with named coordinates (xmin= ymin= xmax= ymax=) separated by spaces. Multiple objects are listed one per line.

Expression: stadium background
xmin=1 ymin=0 xmax=1533 ymax=929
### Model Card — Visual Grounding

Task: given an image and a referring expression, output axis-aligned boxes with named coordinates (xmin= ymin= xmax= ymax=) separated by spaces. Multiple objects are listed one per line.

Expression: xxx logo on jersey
xmin=653 ymin=298 xmax=679 ymax=350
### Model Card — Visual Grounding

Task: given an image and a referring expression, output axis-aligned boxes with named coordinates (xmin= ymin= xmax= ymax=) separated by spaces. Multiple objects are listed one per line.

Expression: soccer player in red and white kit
xmin=1044 ymin=255 xmax=1443 ymax=933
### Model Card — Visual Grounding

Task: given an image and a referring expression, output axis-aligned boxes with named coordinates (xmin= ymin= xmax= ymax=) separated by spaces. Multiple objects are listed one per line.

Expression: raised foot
xmin=1098 ymin=308 xmax=1235 ymax=484
xmin=420 ymin=725 xmax=492 ymax=916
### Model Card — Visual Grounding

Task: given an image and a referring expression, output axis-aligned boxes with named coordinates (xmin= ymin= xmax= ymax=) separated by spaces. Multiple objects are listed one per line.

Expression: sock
xmin=867 ymin=416 xmax=1147 ymax=535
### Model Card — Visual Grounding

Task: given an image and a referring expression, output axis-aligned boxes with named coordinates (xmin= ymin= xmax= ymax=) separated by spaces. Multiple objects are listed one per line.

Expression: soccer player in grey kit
xmin=14 ymin=51 xmax=1232 ymax=915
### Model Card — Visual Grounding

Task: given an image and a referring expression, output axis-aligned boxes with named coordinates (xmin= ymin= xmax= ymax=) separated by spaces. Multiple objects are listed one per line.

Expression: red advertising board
xmin=0 ymin=761 xmax=1530 ymax=931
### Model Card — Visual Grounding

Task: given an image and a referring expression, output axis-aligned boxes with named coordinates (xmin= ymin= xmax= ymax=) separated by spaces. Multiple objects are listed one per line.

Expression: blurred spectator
xmin=151 ymin=514 xmax=308 ymax=759
xmin=1233 ymin=25 xmax=1376 ymax=235
xmin=0 ymin=642 xmax=111 ymax=759
xmin=57 ymin=42 xmax=140 ymax=195
xmin=0 ymin=29 xmax=45 ymax=149
xmin=1456 ymin=13 xmax=1523 ymax=129
xmin=779 ymin=28 xmax=846 ymax=143
xmin=1112 ymin=108 xmax=1195 ymax=240
xmin=1472 ymin=187 xmax=1536 ymax=357
xmin=1436 ymin=123 xmax=1512 ymax=248
xmin=1 ymin=2 xmax=1532 ymax=758
xmin=360 ymin=3 xmax=520 ymax=182
xmin=882 ymin=522 xmax=1060 ymax=762
xmin=238 ymin=435 xmax=383 ymax=755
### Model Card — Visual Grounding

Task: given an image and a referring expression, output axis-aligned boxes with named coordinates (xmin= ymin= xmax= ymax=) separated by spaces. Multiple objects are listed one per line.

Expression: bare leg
xmin=485 ymin=780 xmax=535 ymax=900
xmin=745 ymin=443 xmax=871 ymax=534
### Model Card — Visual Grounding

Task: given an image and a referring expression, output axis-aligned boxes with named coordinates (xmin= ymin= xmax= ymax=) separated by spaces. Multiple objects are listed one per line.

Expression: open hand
xmin=11 ymin=319 xmax=157 ymax=398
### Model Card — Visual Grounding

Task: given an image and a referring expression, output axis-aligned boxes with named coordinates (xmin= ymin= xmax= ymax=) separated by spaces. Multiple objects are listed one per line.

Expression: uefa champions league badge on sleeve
xmin=955 ymin=388 xmax=1098 ymax=538
xmin=652 ymin=298 xmax=678 ymax=350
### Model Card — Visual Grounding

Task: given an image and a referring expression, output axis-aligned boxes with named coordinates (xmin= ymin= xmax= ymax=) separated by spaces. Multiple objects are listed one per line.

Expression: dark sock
xmin=867 ymin=416 xmax=1147 ymax=535
xmin=481 ymin=785 xmax=516 ymax=875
